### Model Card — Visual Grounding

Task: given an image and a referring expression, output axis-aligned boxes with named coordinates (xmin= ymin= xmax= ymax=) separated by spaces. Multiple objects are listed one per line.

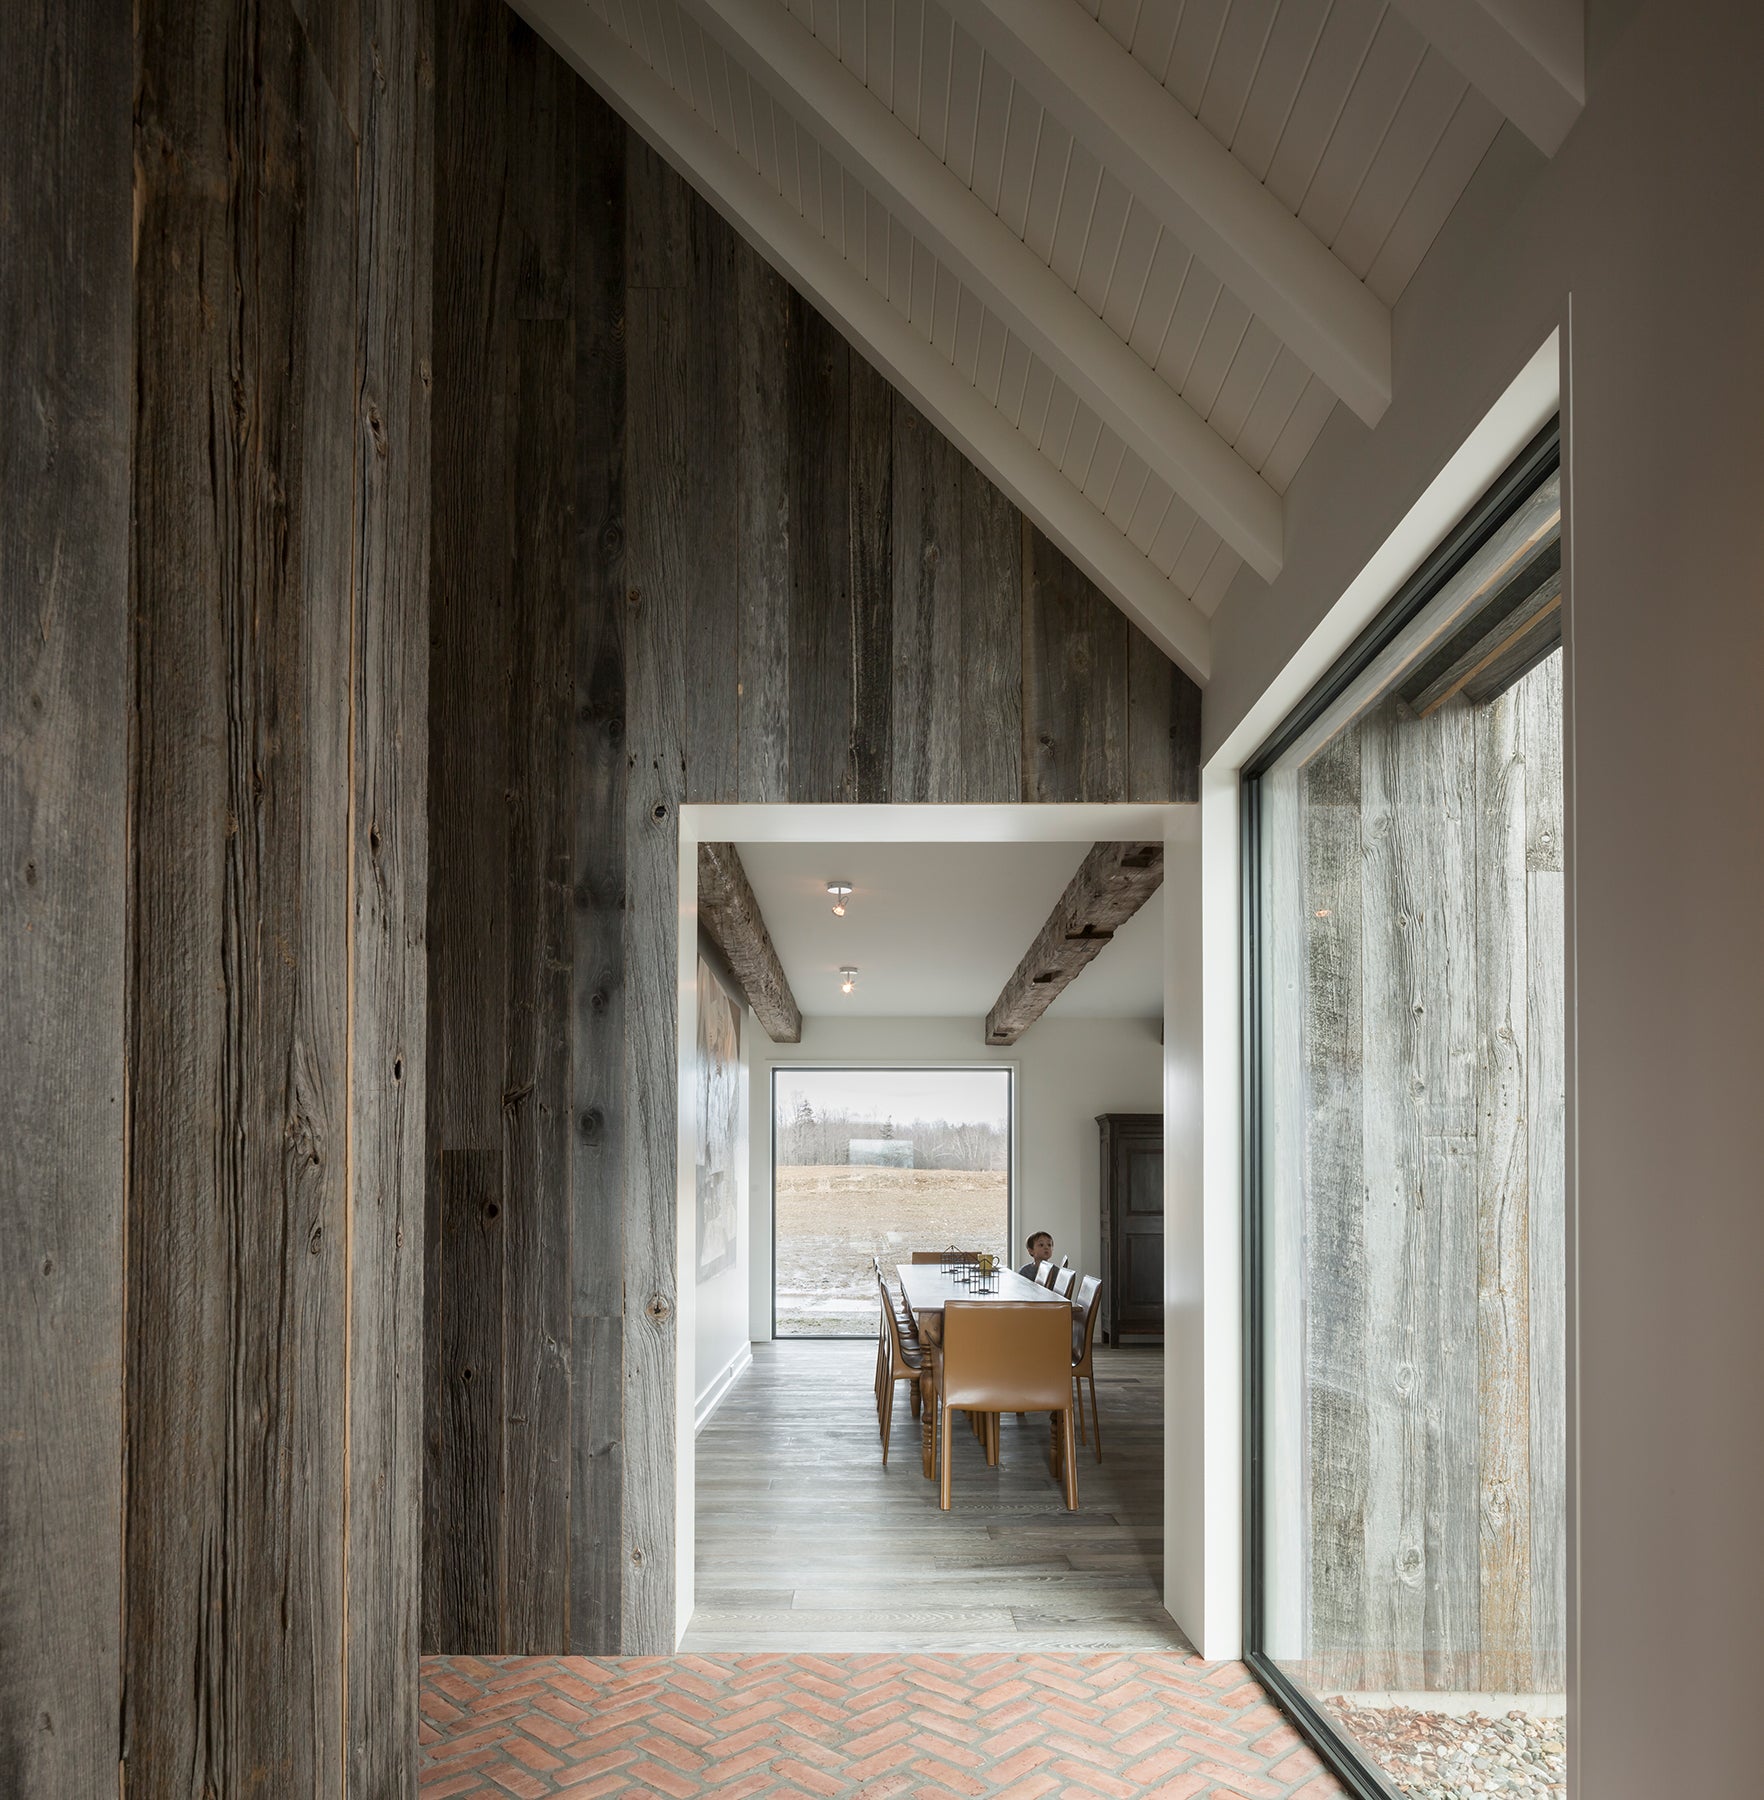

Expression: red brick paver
xmin=420 ymin=1655 xmax=1345 ymax=1800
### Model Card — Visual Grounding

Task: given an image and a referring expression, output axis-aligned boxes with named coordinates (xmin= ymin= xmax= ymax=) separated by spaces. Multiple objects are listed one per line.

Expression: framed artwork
xmin=695 ymin=951 xmax=741 ymax=1282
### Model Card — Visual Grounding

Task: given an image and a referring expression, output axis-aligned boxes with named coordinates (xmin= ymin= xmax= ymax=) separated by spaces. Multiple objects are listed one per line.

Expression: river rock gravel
xmin=1322 ymin=1698 xmax=1567 ymax=1799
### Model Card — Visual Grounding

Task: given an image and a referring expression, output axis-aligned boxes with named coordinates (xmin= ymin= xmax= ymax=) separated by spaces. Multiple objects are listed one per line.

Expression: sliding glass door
xmin=772 ymin=1067 xmax=1012 ymax=1337
xmin=1245 ymin=430 xmax=1568 ymax=1799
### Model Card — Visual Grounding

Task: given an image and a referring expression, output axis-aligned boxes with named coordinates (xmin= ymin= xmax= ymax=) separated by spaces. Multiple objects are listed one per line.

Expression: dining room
xmin=679 ymin=826 xmax=1184 ymax=1653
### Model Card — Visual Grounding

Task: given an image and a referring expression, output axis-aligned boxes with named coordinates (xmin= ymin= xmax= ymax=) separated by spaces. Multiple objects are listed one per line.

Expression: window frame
xmin=1239 ymin=420 xmax=1561 ymax=1800
xmin=768 ymin=1062 xmax=1018 ymax=1340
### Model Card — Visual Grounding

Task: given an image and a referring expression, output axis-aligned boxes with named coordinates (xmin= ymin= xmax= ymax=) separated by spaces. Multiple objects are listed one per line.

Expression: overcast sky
xmin=774 ymin=1067 xmax=1010 ymax=1130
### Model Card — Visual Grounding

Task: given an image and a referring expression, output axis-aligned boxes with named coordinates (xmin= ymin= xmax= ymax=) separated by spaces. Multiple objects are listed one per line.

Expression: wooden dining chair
xmin=875 ymin=1272 xmax=922 ymax=1465
xmin=929 ymin=1301 xmax=1078 ymax=1511
xmin=1070 ymin=1273 xmax=1103 ymax=1459
xmin=1052 ymin=1264 xmax=1078 ymax=1299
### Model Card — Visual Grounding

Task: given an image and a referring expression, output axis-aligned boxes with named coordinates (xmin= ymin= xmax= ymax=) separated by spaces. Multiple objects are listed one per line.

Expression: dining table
xmin=894 ymin=1262 xmax=1076 ymax=1481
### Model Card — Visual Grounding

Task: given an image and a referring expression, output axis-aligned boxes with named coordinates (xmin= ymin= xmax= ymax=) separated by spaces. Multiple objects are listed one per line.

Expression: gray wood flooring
xmin=683 ymin=1339 xmax=1191 ymax=1653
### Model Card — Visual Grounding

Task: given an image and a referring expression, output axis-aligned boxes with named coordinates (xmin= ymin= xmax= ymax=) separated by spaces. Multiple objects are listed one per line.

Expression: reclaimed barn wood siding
xmin=0 ymin=2 xmax=131 ymax=1790
xmin=423 ymin=14 xmax=1202 ymax=1657
xmin=1293 ymin=652 xmax=1565 ymax=1692
xmin=127 ymin=0 xmax=432 ymax=1791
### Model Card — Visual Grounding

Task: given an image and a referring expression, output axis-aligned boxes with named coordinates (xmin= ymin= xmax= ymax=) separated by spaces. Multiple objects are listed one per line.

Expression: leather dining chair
xmin=1051 ymin=1264 xmax=1078 ymax=1299
xmin=1032 ymin=1261 xmax=1057 ymax=1288
xmin=1069 ymin=1273 xmax=1103 ymax=1459
xmin=875 ymin=1270 xmax=922 ymax=1465
xmin=930 ymin=1301 xmax=1079 ymax=1511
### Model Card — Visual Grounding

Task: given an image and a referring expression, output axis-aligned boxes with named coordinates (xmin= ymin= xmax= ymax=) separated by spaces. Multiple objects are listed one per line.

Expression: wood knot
xmin=646 ymin=1293 xmax=672 ymax=1324
xmin=630 ymin=1546 xmax=644 ymax=1567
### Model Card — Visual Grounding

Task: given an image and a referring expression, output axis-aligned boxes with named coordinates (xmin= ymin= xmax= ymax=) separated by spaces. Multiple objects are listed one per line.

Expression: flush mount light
xmin=839 ymin=966 xmax=858 ymax=996
xmin=827 ymin=881 xmax=853 ymax=917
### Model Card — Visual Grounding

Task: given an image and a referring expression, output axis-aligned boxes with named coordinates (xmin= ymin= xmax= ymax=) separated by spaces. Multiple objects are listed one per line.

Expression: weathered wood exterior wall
xmin=1293 ymin=652 xmax=1565 ymax=1693
xmin=0 ymin=4 xmax=132 ymax=1790
xmin=423 ymin=3 xmax=1201 ymax=1658
xmin=127 ymin=0 xmax=433 ymax=1791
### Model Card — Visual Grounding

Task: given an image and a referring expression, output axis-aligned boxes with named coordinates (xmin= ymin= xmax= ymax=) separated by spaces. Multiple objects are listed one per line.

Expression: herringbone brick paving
xmin=420 ymin=1652 xmax=1348 ymax=1799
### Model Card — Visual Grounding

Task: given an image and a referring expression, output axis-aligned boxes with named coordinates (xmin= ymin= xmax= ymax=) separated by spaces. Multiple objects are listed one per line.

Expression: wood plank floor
xmin=683 ymin=1339 xmax=1191 ymax=1653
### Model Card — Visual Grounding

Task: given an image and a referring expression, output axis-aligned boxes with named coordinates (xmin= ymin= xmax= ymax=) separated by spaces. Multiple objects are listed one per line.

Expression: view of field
xmin=774 ymin=1165 xmax=1009 ymax=1336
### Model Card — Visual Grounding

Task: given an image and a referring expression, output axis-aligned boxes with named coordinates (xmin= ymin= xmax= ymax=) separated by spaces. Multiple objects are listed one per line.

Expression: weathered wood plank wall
xmin=1296 ymin=651 xmax=1565 ymax=1692
xmin=0 ymin=2 xmax=131 ymax=1790
xmin=128 ymin=0 xmax=432 ymax=1791
xmin=423 ymin=13 xmax=1202 ymax=1657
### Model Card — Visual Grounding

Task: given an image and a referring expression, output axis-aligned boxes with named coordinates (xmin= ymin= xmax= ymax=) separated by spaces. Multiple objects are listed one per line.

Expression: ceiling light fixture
xmin=827 ymin=881 xmax=852 ymax=917
xmin=839 ymin=966 xmax=858 ymax=996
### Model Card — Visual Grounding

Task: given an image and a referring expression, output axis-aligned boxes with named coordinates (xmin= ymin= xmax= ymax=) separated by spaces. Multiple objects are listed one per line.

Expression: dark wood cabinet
xmin=1097 ymin=1113 xmax=1163 ymax=1345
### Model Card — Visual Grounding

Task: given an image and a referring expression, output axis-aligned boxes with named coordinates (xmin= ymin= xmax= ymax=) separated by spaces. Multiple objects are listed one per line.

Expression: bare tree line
xmin=777 ymin=1102 xmax=1007 ymax=1172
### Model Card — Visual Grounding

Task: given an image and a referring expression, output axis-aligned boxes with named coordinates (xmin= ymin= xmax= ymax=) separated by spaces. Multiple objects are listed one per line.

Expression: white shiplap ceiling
xmin=516 ymin=0 xmax=1578 ymax=680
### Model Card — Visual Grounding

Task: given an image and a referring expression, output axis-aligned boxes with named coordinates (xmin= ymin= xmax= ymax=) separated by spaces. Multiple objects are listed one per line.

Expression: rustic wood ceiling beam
xmin=943 ymin=0 xmax=1393 ymax=429
xmin=1388 ymin=0 xmax=1584 ymax=157
xmin=510 ymin=0 xmax=1213 ymax=681
xmin=985 ymin=842 xmax=1164 ymax=1046
xmin=668 ymin=0 xmax=1285 ymax=582
xmin=698 ymin=843 xmax=802 ymax=1044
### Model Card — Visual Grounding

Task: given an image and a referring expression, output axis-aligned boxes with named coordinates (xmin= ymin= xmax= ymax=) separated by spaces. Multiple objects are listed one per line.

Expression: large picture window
xmin=772 ymin=1067 xmax=1012 ymax=1337
xmin=1244 ymin=427 xmax=1568 ymax=1799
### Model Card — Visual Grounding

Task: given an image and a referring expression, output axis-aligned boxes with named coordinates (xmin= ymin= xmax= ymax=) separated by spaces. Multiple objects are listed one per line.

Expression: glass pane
xmin=1255 ymin=476 xmax=1567 ymax=1798
xmin=773 ymin=1068 xmax=1012 ymax=1336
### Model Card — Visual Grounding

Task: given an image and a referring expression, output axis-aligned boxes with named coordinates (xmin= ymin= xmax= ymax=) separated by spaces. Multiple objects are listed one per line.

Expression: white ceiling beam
xmin=1387 ymin=0 xmax=1584 ymax=157
xmin=509 ymin=0 xmax=1214 ymax=682
xmin=675 ymin=0 xmax=1282 ymax=583
xmin=943 ymin=0 xmax=1392 ymax=430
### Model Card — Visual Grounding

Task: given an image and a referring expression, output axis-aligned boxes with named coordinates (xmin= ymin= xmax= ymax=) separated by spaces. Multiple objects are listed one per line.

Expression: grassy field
xmin=774 ymin=1164 xmax=1008 ymax=1336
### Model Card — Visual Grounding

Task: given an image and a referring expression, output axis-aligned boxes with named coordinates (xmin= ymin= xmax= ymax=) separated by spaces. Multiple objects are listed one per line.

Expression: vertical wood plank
xmin=424 ymin=0 xmax=514 ymax=1658
xmin=681 ymin=207 xmax=740 ymax=805
xmin=571 ymin=84 xmax=629 ymax=1659
xmin=1301 ymin=736 xmax=1369 ymax=1689
xmin=1523 ymin=653 xmax=1567 ymax=1692
xmin=500 ymin=22 xmax=577 ymax=1654
xmin=1126 ymin=622 xmax=1176 ymax=803
xmin=789 ymin=300 xmax=854 ymax=803
xmin=345 ymin=0 xmax=434 ymax=1776
xmin=0 ymin=0 xmax=130 ymax=1784
xmin=734 ymin=242 xmax=792 ymax=804
xmin=959 ymin=463 xmax=1023 ymax=801
xmin=1024 ymin=528 xmax=1127 ymax=802
xmin=1474 ymin=689 xmax=1534 ymax=1692
xmin=622 ymin=269 xmax=690 ymax=1652
xmin=890 ymin=407 xmax=964 ymax=803
xmin=128 ymin=1 xmax=356 ymax=1783
xmin=849 ymin=355 xmax=895 ymax=802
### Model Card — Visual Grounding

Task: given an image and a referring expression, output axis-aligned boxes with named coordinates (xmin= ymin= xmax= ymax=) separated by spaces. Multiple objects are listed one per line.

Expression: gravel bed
xmin=1323 ymin=1699 xmax=1567 ymax=1800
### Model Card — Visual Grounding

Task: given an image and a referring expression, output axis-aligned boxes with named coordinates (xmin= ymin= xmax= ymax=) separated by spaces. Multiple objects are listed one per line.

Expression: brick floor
xmin=420 ymin=1654 xmax=1347 ymax=1799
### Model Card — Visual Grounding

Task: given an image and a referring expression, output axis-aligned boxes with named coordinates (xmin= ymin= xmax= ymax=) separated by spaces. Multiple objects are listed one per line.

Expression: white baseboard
xmin=694 ymin=1340 xmax=753 ymax=1434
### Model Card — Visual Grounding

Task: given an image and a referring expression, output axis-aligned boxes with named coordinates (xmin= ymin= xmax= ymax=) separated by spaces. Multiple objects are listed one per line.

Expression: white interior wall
xmin=748 ymin=1013 xmax=1163 ymax=1334
xmin=1203 ymin=0 xmax=1764 ymax=1788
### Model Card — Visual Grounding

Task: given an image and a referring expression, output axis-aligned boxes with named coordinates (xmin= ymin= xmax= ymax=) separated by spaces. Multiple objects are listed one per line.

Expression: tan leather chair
xmin=930 ymin=1301 xmax=1078 ymax=1511
xmin=1070 ymin=1273 xmax=1103 ymax=1459
xmin=1052 ymin=1264 xmax=1078 ymax=1300
xmin=876 ymin=1272 xmax=922 ymax=1465
xmin=1032 ymin=1261 xmax=1057 ymax=1288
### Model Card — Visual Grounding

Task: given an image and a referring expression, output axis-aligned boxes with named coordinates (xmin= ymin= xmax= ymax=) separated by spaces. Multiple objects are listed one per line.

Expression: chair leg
xmin=1089 ymin=1370 xmax=1102 ymax=1463
xmin=1060 ymin=1408 xmax=1079 ymax=1510
xmin=985 ymin=1412 xmax=999 ymax=1466
xmin=910 ymin=1377 xmax=921 ymax=1420
xmin=1073 ymin=1373 xmax=1086 ymax=1444
xmin=880 ymin=1370 xmax=894 ymax=1466
xmin=939 ymin=1402 xmax=954 ymax=1511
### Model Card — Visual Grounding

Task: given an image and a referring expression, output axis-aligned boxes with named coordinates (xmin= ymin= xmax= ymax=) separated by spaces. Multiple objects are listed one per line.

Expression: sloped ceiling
xmin=515 ymin=0 xmax=1578 ymax=680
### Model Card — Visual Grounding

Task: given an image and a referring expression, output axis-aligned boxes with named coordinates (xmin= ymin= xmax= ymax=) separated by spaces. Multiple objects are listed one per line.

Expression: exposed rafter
xmin=671 ymin=0 xmax=1283 ymax=584
xmin=943 ymin=0 xmax=1392 ymax=429
xmin=1388 ymin=0 xmax=1584 ymax=157
xmin=697 ymin=843 xmax=802 ymax=1044
xmin=984 ymin=843 xmax=1165 ymax=1046
xmin=512 ymin=0 xmax=1214 ymax=680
